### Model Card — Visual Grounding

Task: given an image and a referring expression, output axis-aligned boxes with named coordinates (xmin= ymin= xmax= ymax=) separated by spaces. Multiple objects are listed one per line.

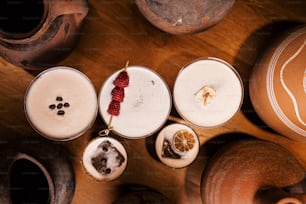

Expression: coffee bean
xmin=57 ymin=110 xmax=65 ymax=116
xmin=57 ymin=103 xmax=63 ymax=109
xmin=49 ymin=104 xmax=56 ymax=110
xmin=64 ymin=102 xmax=70 ymax=107
xmin=56 ymin=96 xmax=63 ymax=101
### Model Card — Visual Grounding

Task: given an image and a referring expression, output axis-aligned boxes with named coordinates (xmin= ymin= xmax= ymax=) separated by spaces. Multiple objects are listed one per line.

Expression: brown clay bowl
xmin=135 ymin=0 xmax=235 ymax=34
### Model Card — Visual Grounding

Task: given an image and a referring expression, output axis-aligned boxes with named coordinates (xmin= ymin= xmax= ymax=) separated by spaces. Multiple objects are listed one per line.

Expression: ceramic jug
xmin=249 ymin=25 xmax=306 ymax=142
xmin=0 ymin=0 xmax=88 ymax=69
xmin=0 ymin=139 xmax=75 ymax=204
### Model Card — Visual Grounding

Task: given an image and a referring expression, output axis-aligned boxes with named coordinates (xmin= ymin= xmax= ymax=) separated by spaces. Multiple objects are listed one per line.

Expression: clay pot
xmin=249 ymin=25 xmax=306 ymax=141
xmin=0 ymin=140 xmax=75 ymax=204
xmin=113 ymin=184 xmax=174 ymax=204
xmin=0 ymin=0 xmax=88 ymax=69
xmin=135 ymin=0 xmax=235 ymax=34
xmin=201 ymin=139 xmax=306 ymax=204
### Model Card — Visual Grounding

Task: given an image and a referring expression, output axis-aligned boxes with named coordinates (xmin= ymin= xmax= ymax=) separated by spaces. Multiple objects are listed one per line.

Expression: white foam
xmin=155 ymin=123 xmax=199 ymax=169
xmin=25 ymin=67 xmax=98 ymax=140
xmin=173 ymin=58 xmax=243 ymax=127
xmin=99 ymin=66 xmax=172 ymax=138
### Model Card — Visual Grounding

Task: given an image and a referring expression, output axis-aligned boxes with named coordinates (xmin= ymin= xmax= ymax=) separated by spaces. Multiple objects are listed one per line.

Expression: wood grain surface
xmin=1 ymin=0 xmax=306 ymax=203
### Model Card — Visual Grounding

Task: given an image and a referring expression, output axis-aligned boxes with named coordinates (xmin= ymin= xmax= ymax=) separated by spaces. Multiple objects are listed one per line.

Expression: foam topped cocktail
xmin=99 ymin=66 xmax=172 ymax=139
xmin=173 ymin=57 xmax=243 ymax=128
xmin=155 ymin=123 xmax=199 ymax=169
xmin=24 ymin=66 xmax=98 ymax=140
xmin=82 ymin=137 xmax=127 ymax=181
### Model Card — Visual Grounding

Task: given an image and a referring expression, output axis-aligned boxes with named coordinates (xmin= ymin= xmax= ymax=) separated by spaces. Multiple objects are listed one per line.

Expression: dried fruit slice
xmin=107 ymin=100 xmax=120 ymax=116
xmin=113 ymin=71 xmax=129 ymax=88
xmin=172 ymin=130 xmax=195 ymax=153
xmin=111 ymin=86 xmax=125 ymax=102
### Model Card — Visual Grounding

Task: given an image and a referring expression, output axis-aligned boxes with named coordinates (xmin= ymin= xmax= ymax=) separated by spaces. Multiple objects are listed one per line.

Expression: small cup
xmin=98 ymin=66 xmax=172 ymax=139
xmin=173 ymin=57 xmax=244 ymax=128
xmin=82 ymin=137 xmax=128 ymax=182
xmin=24 ymin=66 xmax=98 ymax=141
xmin=155 ymin=123 xmax=199 ymax=169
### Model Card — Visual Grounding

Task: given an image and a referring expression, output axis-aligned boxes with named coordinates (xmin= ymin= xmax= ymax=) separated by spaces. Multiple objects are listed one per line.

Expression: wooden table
xmin=1 ymin=0 xmax=306 ymax=203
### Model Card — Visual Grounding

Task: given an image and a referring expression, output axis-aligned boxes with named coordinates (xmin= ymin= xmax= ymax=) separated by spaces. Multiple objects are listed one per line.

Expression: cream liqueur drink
xmin=25 ymin=67 xmax=98 ymax=140
xmin=99 ymin=66 xmax=172 ymax=139
xmin=155 ymin=123 xmax=199 ymax=168
xmin=82 ymin=137 xmax=127 ymax=181
xmin=173 ymin=58 xmax=243 ymax=127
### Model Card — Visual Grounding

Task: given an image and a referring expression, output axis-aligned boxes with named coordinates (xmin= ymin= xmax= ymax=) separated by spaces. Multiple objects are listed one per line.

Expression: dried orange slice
xmin=172 ymin=130 xmax=195 ymax=153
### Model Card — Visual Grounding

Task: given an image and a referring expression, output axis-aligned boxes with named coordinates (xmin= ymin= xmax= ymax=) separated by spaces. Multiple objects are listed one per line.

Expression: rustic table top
xmin=1 ymin=0 xmax=306 ymax=203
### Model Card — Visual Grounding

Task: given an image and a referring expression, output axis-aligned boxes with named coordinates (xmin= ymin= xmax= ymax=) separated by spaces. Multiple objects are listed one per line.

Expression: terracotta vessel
xmin=249 ymin=25 xmax=306 ymax=142
xmin=0 ymin=0 xmax=88 ymax=69
xmin=113 ymin=184 xmax=174 ymax=204
xmin=135 ymin=0 xmax=235 ymax=34
xmin=201 ymin=139 xmax=306 ymax=204
xmin=0 ymin=140 xmax=75 ymax=204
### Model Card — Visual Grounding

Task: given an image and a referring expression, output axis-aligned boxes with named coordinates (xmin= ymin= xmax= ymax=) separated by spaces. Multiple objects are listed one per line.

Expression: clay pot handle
xmin=254 ymin=186 xmax=306 ymax=204
xmin=49 ymin=0 xmax=89 ymax=22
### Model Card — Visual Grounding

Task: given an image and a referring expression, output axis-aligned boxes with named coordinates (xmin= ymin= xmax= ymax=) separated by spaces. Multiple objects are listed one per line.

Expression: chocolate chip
xmin=57 ymin=103 xmax=63 ymax=109
xmin=103 ymin=147 xmax=108 ymax=152
xmin=105 ymin=168 xmax=111 ymax=174
xmin=57 ymin=110 xmax=65 ymax=116
xmin=49 ymin=104 xmax=56 ymax=110
xmin=64 ymin=102 xmax=70 ymax=107
xmin=56 ymin=96 xmax=63 ymax=101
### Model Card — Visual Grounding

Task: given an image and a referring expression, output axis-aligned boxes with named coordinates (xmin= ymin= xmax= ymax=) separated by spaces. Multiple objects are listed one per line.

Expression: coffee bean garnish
xmin=49 ymin=96 xmax=70 ymax=116
xmin=57 ymin=110 xmax=65 ymax=116
xmin=49 ymin=104 xmax=56 ymax=110
xmin=56 ymin=96 xmax=63 ymax=101
xmin=57 ymin=103 xmax=63 ymax=109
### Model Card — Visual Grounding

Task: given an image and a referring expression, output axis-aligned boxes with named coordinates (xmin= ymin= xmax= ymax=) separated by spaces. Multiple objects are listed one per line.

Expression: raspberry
xmin=113 ymin=71 xmax=129 ymax=88
xmin=111 ymin=86 xmax=124 ymax=102
xmin=107 ymin=100 xmax=120 ymax=116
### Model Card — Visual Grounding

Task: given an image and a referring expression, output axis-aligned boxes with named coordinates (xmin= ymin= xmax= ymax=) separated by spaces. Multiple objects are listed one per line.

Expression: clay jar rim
xmin=0 ymin=0 xmax=48 ymax=40
xmin=9 ymin=153 xmax=55 ymax=203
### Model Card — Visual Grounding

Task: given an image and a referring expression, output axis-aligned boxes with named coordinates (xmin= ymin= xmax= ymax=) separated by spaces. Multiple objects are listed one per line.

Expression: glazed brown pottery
xmin=201 ymin=139 xmax=306 ymax=204
xmin=0 ymin=0 xmax=88 ymax=69
xmin=249 ymin=25 xmax=306 ymax=142
xmin=135 ymin=0 xmax=235 ymax=34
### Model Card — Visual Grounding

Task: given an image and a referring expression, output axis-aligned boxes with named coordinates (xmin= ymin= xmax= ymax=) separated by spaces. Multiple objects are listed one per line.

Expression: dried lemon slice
xmin=172 ymin=130 xmax=195 ymax=153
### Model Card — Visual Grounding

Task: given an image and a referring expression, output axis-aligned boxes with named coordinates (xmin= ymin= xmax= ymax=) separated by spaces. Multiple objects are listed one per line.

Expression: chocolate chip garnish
xmin=56 ymin=96 xmax=63 ymax=101
xmin=64 ymin=102 xmax=70 ymax=107
xmin=49 ymin=104 xmax=56 ymax=110
xmin=57 ymin=110 xmax=65 ymax=116
xmin=57 ymin=103 xmax=63 ymax=109
xmin=105 ymin=168 xmax=111 ymax=174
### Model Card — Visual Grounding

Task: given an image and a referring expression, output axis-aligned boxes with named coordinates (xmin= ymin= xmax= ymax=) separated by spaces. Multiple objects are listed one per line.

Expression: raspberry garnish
xmin=111 ymin=86 xmax=125 ymax=102
xmin=113 ymin=71 xmax=129 ymax=88
xmin=107 ymin=100 xmax=120 ymax=116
